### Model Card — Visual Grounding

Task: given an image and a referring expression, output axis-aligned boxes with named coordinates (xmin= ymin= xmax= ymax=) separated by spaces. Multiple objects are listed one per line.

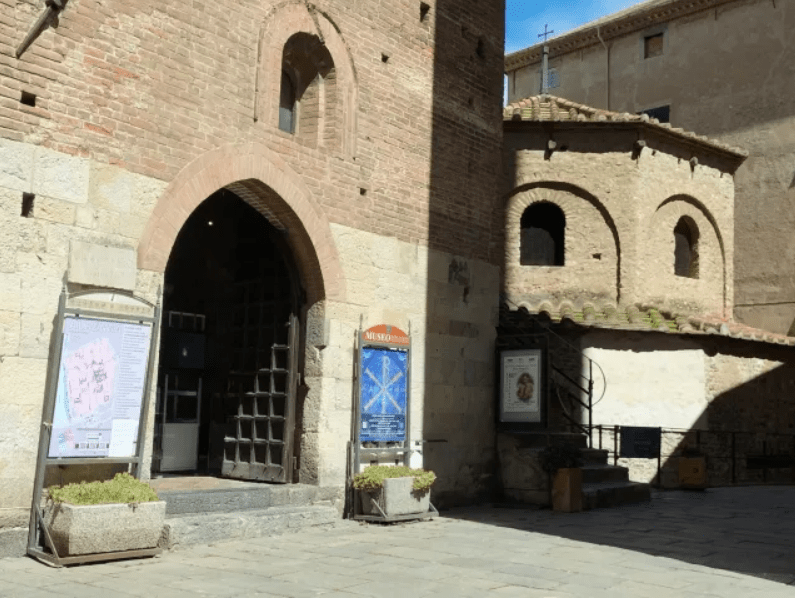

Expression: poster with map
xmin=47 ymin=316 xmax=152 ymax=459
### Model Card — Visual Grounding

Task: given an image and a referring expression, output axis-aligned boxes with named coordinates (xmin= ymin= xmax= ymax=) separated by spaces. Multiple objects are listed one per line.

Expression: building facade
xmin=505 ymin=0 xmax=795 ymax=334
xmin=0 ymin=0 xmax=505 ymax=549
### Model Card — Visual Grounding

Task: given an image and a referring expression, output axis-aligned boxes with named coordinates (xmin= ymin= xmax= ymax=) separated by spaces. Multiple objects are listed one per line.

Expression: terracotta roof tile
xmin=501 ymin=301 xmax=795 ymax=347
xmin=504 ymin=94 xmax=748 ymax=158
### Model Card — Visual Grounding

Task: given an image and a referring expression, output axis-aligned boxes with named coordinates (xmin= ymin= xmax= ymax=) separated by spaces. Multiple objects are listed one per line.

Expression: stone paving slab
xmin=1 ymin=487 xmax=795 ymax=596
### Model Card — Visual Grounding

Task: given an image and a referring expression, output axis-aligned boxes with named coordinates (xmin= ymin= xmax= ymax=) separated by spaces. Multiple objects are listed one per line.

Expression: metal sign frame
xmin=353 ymin=324 xmax=412 ymax=478
xmin=27 ymin=288 xmax=161 ymax=567
xmin=496 ymin=335 xmax=549 ymax=431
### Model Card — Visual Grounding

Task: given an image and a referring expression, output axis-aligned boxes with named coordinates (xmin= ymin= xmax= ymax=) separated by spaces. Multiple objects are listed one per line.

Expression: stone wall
xmin=0 ymin=0 xmax=506 ymax=530
xmin=503 ymin=127 xmax=734 ymax=318
xmin=576 ymin=329 xmax=795 ymax=487
xmin=506 ymin=0 xmax=795 ymax=333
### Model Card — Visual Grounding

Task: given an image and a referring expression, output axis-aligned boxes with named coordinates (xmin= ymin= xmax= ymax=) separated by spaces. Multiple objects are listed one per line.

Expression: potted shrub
xmin=44 ymin=473 xmax=166 ymax=557
xmin=353 ymin=465 xmax=436 ymax=517
xmin=539 ymin=444 xmax=583 ymax=513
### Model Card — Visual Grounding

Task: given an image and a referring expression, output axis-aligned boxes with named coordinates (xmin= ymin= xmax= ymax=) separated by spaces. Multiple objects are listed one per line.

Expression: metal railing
xmin=592 ymin=425 xmax=795 ymax=487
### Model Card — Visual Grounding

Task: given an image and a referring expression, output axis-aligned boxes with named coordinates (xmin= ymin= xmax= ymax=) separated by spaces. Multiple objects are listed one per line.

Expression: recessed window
xmin=420 ymin=2 xmax=430 ymax=22
xmin=278 ymin=71 xmax=296 ymax=134
xmin=280 ymin=33 xmax=336 ymax=146
xmin=639 ymin=105 xmax=670 ymax=123
xmin=520 ymin=202 xmax=565 ymax=266
xmin=644 ymin=33 xmax=664 ymax=59
xmin=674 ymin=216 xmax=699 ymax=278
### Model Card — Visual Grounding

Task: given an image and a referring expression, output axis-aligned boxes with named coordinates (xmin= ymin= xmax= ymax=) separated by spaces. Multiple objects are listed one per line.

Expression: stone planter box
xmin=552 ymin=468 xmax=582 ymax=513
xmin=360 ymin=477 xmax=431 ymax=517
xmin=44 ymin=501 xmax=167 ymax=556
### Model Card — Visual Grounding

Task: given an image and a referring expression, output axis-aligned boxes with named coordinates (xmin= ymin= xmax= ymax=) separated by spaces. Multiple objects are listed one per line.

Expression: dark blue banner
xmin=360 ymin=347 xmax=407 ymax=442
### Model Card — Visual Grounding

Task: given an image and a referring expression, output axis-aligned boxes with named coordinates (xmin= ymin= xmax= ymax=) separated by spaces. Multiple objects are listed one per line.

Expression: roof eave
xmin=505 ymin=0 xmax=738 ymax=72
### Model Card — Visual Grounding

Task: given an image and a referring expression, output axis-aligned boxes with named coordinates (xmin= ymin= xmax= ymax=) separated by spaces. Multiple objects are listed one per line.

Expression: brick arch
xmin=137 ymin=142 xmax=345 ymax=305
xmin=650 ymin=194 xmax=727 ymax=316
xmin=258 ymin=2 xmax=358 ymax=158
xmin=506 ymin=182 xmax=622 ymax=303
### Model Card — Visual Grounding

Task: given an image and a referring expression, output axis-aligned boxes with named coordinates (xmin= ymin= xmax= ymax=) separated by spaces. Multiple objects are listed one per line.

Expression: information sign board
xmin=47 ymin=316 xmax=152 ymax=459
xmin=619 ymin=426 xmax=662 ymax=459
xmin=359 ymin=346 xmax=407 ymax=442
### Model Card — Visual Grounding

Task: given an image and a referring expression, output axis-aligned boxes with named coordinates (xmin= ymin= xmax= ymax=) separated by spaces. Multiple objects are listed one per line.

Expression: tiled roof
xmin=504 ymin=94 xmax=748 ymax=159
xmin=501 ymin=301 xmax=795 ymax=347
xmin=505 ymin=0 xmax=737 ymax=71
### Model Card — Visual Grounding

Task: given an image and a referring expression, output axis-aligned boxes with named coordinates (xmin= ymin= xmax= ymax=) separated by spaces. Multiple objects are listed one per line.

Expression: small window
xmin=639 ymin=105 xmax=670 ymax=123
xmin=674 ymin=216 xmax=699 ymax=278
xmin=520 ymin=202 xmax=565 ymax=266
xmin=644 ymin=33 xmax=664 ymax=59
xmin=279 ymin=71 xmax=296 ymax=134
xmin=547 ymin=68 xmax=559 ymax=89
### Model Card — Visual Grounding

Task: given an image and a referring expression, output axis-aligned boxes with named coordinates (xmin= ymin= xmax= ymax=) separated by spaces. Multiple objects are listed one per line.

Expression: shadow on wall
xmin=582 ymin=334 xmax=795 ymax=490
xmin=421 ymin=0 xmax=506 ymax=509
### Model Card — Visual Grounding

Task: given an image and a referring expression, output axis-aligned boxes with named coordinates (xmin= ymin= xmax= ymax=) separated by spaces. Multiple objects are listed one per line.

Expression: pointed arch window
xmin=520 ymin=202 xmax=565 ymax=266
xmin=279 ymin=70 xmax=296 ymax=134
xmin=674 ymin=216 xmax=699 ymax=278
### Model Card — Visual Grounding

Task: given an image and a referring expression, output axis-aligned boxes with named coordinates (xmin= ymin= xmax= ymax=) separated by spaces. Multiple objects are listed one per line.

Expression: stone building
xmin=0 ymin=0 xmax=505 ymax=554
xmin=505 ymin=0 xmax=795 ymax=334
xmin=500 ymin=94 xmax=795 ymax=492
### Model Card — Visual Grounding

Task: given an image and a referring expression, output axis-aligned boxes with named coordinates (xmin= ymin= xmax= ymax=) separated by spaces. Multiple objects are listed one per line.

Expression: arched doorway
xmin=153 ymin=189 xmax=301 ymax=483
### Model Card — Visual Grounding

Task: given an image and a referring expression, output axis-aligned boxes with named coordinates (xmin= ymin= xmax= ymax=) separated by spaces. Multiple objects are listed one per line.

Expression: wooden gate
xmin=220 ymin=274 xmax=299 ymax=483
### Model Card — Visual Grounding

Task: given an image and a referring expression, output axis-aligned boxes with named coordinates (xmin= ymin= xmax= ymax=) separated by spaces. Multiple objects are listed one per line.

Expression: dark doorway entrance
xmin=153 ymin=189 xmax=301 ymax=483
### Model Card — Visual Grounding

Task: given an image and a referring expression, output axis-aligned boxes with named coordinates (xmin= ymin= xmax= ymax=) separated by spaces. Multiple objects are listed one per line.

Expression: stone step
xmin=581 ymin=448 xmax=609 ymax=465
xmin=160 ymin=505 xmax=339 ymax=549
xmin=154 ymin=482 xmax=341 ymax=516
xmin=582 ymin=481 xmax=651 ymax=511
xmin=581 ymin=463 xmax=629 ymax=484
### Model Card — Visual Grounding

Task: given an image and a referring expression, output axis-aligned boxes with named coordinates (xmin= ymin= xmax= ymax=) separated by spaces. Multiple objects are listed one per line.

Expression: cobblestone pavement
xmin=0 ymin=487 xmax=794 ymax=597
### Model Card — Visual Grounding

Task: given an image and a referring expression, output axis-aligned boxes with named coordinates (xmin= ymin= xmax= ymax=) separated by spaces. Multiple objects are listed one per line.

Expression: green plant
xmin=539 ymin=444 xmax=582 ymax=474
xmin=48 ymin=473 xmax=159 ymax=506
xmin=353 ymin=465 xmax=436 ymax=492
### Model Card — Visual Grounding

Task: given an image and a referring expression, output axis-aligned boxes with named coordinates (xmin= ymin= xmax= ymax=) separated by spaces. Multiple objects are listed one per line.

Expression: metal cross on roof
xmin=538 ymin=24 xmax=555 ymax=42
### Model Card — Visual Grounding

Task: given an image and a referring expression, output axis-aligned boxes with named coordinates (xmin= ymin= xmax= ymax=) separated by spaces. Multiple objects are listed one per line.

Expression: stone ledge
xmin=160 ymin=506 xmax=339 ymax=550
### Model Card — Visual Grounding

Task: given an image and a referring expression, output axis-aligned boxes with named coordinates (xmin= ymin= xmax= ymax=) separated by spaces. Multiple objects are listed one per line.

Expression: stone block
xmin=0 ymin=311 xmax=20 ymax=356
xmin=43 ymin=501 xmax=166 ymax=556
xmin=19 ymin=312 xmax=52 ymax=359
xmin=89 ymin=162 xmax=133 ymax=213
xmin=34 ymin=197 xmax=76 ymax=225
xmin=68 ymin=240 xmax=136 ymax=291
xmin=32 ymin=147 xmax=89 ymax=205
xmin=17 ymin=252 xmax=66 ymax=315
xmin=0 ymin=137 xmax=34 ymax=193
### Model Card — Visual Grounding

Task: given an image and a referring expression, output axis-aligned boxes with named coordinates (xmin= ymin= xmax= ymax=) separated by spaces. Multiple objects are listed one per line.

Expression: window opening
xmin=420 ymin=3 xmax=430 ymax=22
xmin=674 ymin=216 xmax=699 ymax=278
xmin=638 ymin=105 xmax=670 ymax=123
xmin=20 ymin=91 xmax=36 ymax=107
xmin=644 ymin=32 xmax=664 ymax=58
xmin=520 ymin=202 xmax=565 ymax=266
xmin=279 ymin=71 xmax=296 ymax=134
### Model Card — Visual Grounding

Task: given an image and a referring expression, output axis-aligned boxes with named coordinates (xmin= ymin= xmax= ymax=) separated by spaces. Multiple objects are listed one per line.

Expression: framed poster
xmin=499 ymin=349 xmax=542 ymax=423
xmin=359 ymin=346 xmax=408 ymax=442
xmin=47 ymin=316 xmax=152 ymax=459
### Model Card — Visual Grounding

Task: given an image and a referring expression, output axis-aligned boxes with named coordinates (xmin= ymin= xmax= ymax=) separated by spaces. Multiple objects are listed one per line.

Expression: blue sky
xmin=506 ymin=0 xmax=642 ymax=54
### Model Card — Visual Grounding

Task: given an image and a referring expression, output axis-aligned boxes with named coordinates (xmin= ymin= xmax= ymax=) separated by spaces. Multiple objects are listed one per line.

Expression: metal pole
xmin=614 ymin=425 xmax=618 ymax=466
xmin=132 ymin=299 xmax=161 ymax=480
xmin=588 ymin=360 xmax=593 ymax=449
xmin=27 ymin=287 xmax=67 ymax=554
xmin=541 ymin=45 xmax=549 ymax=94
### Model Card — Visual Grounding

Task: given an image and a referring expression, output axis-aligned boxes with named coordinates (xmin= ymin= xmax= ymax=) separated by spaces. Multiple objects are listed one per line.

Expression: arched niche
xmin=257 ymin=4 xmax=358 ymax=158
xmin=505 ymin=183 xmax=621 ymax=306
